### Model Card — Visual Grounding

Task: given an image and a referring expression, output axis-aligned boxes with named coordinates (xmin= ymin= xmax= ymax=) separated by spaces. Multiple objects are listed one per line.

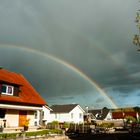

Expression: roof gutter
xmin=0 ymin=104 xmax=42 ymax=111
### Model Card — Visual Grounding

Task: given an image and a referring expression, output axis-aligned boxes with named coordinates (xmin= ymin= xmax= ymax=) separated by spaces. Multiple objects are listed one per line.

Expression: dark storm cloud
xmin=0 ymin=46 xmax=97 ymax=99
xmin=95 ymin=98 xmax=104 ymax=104
xmin=61 ymin=96 xmax=75 ymax=100
xmin=137 ymin=92 xmax=140 ymax=96
xmin=0 ymin=0 xmax=139 ymax=108
xmin=94 ymin=97 xmax=110 ymax=109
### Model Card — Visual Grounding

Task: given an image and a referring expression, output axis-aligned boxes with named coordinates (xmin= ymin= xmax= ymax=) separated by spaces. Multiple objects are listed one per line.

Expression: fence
xmin=46 ymin=123 xmax=95 ymax=133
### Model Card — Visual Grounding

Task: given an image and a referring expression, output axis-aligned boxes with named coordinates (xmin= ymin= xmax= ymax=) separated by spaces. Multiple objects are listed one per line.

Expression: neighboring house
xmin=112 ymin=112 xmax=124 ymax=120
xmin=0 ymin=68 xmax=46 ymax=128
xmin=112 ymin=111 xmax=137 ymax=120
xmin=50 ymin=104 xmax=85 ymax=124
xmin=88 ymin=107 xmax=112 ymax=121
xmin=34 ymin=105 xmax=52 ymax=126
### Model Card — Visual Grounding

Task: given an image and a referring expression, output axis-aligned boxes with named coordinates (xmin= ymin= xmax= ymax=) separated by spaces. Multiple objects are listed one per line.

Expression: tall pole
xmin=121 ymin=108 xmax=125 ymax=128
xmin=85 ymin=106 xmax=88 ymax=114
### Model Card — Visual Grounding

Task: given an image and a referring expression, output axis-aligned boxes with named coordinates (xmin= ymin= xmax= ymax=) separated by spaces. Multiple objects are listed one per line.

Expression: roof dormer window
xmin=1 ymin=84 xmax=14 ymax=95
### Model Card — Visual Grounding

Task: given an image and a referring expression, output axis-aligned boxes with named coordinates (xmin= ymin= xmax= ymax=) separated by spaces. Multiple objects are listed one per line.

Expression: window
xmin=79 ymin=113 xmax=82 ymax=119
xmin=1 ymin=84 xmax=14 ymax=95
xmin=34 ymin=121 xmax=37 ymax=126
xmin=42 ymin=111 xmax=44 ymax=119
xmin=55 ymin=114 xmax=57 ymax=119
xmin=34 ymin=111 xmax=37 ymax=119
xmin=71 ymin=113 xmax=73 ymax=119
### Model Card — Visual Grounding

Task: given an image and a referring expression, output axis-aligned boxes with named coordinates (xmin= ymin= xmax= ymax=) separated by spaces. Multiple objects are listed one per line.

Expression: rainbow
xmin=0 ymin=44 xmax=118 ymax=108
xmin=57 ymin=24 xmax=129 ymax=76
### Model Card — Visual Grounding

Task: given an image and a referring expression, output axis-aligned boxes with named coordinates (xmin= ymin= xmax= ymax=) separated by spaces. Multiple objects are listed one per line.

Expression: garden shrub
xmin=99 ymin=122 xmax=114 ymax=128
xmin=0 ymin=132 xmax=19 ymax=139
xmin=125 ymin=116 xmax=136 ymax=123
xmin=0 ymin=129 xmax=62 ymax=139
xmin=63 ymin=122 xmax=70 ymax=129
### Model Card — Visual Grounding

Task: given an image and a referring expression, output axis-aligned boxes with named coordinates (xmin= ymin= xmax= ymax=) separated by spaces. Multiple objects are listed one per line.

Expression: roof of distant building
xmin=112 ymin=111 xmax=137 ymax=119
xmin=88 ymin=107 xmax=110 ymax=120
xmin=50 ymin=104 xmax=84 ymax=113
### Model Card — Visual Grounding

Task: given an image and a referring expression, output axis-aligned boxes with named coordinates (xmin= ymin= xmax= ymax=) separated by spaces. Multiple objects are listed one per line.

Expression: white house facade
xmin=49 ymin=104 xmax=85 ymax=124
xmin=34 ymin=105 xmax=52 ymax=126
xmin=0 ymin=104 xmax=43 ymax=127
xmin=104 ymin=111 xmax=112 ymax=120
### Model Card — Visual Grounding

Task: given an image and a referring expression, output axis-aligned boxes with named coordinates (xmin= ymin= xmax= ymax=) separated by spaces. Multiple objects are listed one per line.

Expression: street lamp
xmin=121 ymin=108 xmax=125 ymax=128
xmin=85 ymin=106 xmax=89 ymax=114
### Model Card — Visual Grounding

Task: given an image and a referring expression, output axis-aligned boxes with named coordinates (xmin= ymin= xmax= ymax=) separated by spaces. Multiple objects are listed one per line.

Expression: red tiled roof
xmin=112 ymin=111 xmax=137 ymax=119
xmin=124 ymin=112 xmax=136 ymax=117
xmin=0 ymin=69 xmax=46 ymax=106
xmin=112 ymin=112 xmax=124 ymax=119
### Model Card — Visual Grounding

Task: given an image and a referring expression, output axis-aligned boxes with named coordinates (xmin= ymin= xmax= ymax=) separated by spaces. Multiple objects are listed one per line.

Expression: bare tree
xmin=133 ymin=4 xmax=140 ymax=51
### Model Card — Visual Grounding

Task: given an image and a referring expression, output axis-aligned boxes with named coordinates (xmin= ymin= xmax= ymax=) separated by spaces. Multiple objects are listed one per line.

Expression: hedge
xmin=0 ymin=129 xmax=62 ymax=139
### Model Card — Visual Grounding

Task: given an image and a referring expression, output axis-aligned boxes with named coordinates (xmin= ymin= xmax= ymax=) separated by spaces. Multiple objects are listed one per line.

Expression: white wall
xmin=35 ymin=106 xmax=52 ymax=125
xmin=5 ymin=109 xmax=40 ymax=127
xmin=34 ymin=110 xmax=40 ymax=126
xmin=49 ymin=113 xmax=70 ymax=123
xmin=104 ymin=111 xmax=112 ymax=120
xmin=27 ymin=110 xmax=35 ymax=126
xmin=70 ymin=106 xmax=84 ymax=123
xmin=50 ymin=105 xmax=84 ymax=123
xmin=42 ymin=106 xmax=51 ymax=124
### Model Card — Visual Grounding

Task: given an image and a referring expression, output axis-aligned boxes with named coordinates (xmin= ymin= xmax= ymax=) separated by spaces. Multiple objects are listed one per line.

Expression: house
xmin=49 ymin=104 xmax=85 ymax=124
xmin=34 ymin=105 xmax=52 ymax=126
xmin=112 ymin=112 xmax=124 ymax=120
xmin=88 ymin=107 xmax=112 ymax=121
xmin=0 ymin=68 xmax=46 ymax=128
xmin=112 ymin=110 xmax=138 ymax=120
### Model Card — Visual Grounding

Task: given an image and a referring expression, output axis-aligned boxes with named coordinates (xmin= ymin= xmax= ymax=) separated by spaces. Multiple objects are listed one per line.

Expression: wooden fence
xmin=46 ymin=123 xmax=95 ymax=133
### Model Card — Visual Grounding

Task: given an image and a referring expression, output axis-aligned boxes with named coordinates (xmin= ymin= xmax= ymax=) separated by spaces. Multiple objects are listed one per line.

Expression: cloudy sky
xmin=0 ymin=0 xmax=140 ymax=109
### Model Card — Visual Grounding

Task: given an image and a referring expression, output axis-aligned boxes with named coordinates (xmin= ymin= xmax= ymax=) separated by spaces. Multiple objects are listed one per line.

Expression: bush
xmin=25 ymin=129 xmax=62 ymax=137
xmin=0 ymin=132 xmax=19 ymax=139
xmin=63 ymin=122 xmax=70 ymax=129
xmin=47 ymin=121 xmax=60 ymax=129
xmin=51 ymin=121 xmax=59 ymax=125
xmin=0 ymin=129 xmax=63 ymax=139
xmin=47 ymin=129 xmax=62 ymax=134
xmin=125 ymin=116 xmax=136 ymax=123
xmin=99 ymin=122 xmax=114 ymax=128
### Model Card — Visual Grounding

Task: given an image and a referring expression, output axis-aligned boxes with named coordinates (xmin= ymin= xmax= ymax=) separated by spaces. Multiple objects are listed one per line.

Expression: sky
xmin=0 ymin=0 xmax=140 ymax=109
